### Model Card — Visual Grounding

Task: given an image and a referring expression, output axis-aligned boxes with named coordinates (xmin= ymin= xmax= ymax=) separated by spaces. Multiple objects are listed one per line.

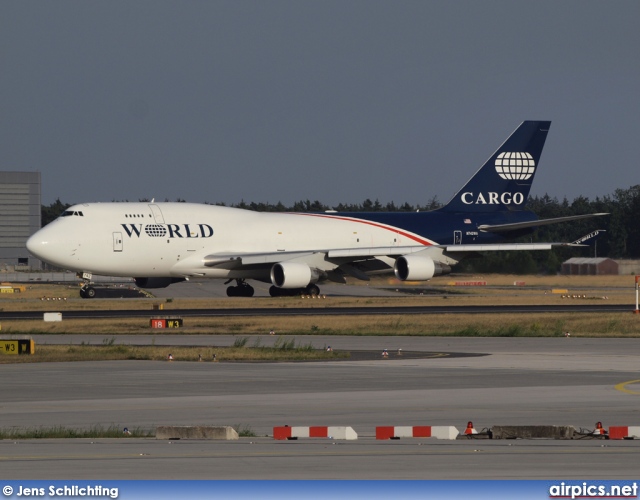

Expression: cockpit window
xmin=60 ymin=210 xmax=84 ymax=217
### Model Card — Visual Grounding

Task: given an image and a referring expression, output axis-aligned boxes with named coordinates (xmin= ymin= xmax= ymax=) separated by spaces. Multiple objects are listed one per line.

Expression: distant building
xmin=616 ymin=260 xmax=640 ymax=276
xmin=0 ymin=171 xmax=41 ymax=270
xmin=561 ymin=257 xmax=618 ymax=275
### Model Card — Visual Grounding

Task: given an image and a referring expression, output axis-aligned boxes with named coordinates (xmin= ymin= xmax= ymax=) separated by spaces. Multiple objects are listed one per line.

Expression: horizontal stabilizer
xmin=478 ymin=213 xmax=609 ymax=233
xmin=572 ymin=229 xmax=606 ymax=245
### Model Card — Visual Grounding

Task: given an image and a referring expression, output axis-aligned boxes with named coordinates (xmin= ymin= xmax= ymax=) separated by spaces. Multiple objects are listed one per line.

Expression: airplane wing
xmin=477 ymin=213 xmax=609 ymax=233
xmin=204 ymin=251 xmax=316 ymax=267
xmin=204 ymin=239 xmax=584 ymax=268
xmin=196 ymin=239 xmax=584 ymax=288
xmin=331 ymin=242 xmax=585 ymax=255
xmin=201 ymin=241 xmax=584 ymax=276
xmin=204 ymin=245 xmax=455 ymax=268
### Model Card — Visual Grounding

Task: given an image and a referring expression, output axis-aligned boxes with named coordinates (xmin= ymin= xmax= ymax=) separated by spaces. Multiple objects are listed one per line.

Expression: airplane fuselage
xmin=28 ymin=202 xmax=534 ymax=279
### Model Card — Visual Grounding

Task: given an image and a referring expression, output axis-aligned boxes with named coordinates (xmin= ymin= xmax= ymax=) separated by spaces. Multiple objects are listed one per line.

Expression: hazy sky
xmin=2 ymin=1 xmax=638 ymax=207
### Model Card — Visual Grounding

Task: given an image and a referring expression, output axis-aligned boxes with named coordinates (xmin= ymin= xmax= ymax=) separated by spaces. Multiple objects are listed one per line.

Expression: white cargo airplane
xmin=27 ymin=121 xmax=606 ymax=298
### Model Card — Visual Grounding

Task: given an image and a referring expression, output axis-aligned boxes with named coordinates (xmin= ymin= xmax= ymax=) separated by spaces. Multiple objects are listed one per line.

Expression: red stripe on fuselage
xmin=291 ymin=213 xmax=434 ymax=246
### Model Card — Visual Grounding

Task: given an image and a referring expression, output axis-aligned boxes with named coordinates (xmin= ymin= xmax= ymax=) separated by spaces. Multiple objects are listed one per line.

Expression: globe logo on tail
xmin=495 ymin=152 xmax=536 ymax=180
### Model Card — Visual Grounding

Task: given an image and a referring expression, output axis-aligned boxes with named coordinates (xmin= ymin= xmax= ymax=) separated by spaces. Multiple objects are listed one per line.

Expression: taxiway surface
xmin=2 ymin=337 xmax=640 ymax=479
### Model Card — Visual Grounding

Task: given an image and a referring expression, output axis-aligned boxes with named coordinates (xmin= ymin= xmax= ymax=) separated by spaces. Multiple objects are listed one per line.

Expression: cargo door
xmin=113 ymin=232 xmax=123 ymax=252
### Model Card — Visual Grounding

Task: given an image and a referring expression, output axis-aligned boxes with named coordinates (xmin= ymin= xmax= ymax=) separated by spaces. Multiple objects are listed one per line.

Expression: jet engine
xmin=270 ymin=262 xmax=320 ymax=288
xmin=134 ymin=277 xmax=186 ymax=289
xmin=394 ymin=255 xmax=451 ymax=281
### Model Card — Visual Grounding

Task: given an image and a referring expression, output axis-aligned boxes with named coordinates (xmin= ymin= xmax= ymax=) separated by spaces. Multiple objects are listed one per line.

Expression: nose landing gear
xmin=80 ymin=284 xmax=96 ymax=299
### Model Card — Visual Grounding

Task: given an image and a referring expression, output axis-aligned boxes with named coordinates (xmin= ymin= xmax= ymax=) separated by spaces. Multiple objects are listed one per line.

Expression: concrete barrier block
xmin=432 ymin=426 xmax=459 ymax=440
xmin=44 ymin=312 xmax=62 ymax=322
xmin=156 ymin=426 xmax=239 ymax=440
xmin=329 ymin=426 xmax=358 ymax=440
xmin=491 ymin=425 xmax=576 ymax=440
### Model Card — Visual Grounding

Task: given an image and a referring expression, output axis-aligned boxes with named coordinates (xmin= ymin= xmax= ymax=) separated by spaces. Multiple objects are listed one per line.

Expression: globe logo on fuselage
xmin=145 ymin=224 xmax=167 ymax=237
xmin=495 ymin=152 xmax=535 ymax=180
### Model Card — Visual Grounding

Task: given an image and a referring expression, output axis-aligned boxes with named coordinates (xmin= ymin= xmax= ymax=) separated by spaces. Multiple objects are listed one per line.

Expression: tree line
xmin=41 ymin=185 xmax=640 ymax=274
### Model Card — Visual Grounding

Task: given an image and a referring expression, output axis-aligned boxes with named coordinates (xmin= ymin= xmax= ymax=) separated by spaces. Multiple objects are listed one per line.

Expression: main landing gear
xmin=225 ymin=280 xmax=322 ymax=297
xmin=226 ymin=279 xmax=255 ymax=297
xmin=268 ymin=283 xmax=320 ymax=297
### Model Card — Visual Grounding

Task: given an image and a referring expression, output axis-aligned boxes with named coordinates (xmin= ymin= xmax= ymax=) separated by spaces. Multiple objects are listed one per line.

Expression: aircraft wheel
xmin=226 ymin=286 xmax=237 ymax=297
xmin=241 ymin=285 xmax=255 ymax=297
xmin=305 ymin=284 xmax=320 ymax=296
xmin=269 ymin=286 xmax=281 ymax=297
xmin=85 ymin=287 xmax=96 ymax=299
xmin=79 ymin=288 xmax=87 ymax=299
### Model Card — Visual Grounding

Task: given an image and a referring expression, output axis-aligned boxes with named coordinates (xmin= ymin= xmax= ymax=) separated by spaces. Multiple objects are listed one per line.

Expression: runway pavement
xmin=2 ymin=337 xmax=640 ymax=479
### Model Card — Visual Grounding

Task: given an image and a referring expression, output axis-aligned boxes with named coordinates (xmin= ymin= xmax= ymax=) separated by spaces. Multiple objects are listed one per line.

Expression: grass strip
xmin=2 ymin=311 xmax=640 ymax=338
xmin=0 ymin=341 xmax=350 ymax=364
xmin=0 ymin=424 xmax=152 ymax=439
xmin=0 ymin=424 xmax=257 ymax=439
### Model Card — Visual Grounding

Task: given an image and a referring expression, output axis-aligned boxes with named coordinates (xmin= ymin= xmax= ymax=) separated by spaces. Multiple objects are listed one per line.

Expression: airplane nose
xmin=26 ymin=224 xmax=80 ymax=270
xmin=26 ymin=229 xmax=48 ymax=260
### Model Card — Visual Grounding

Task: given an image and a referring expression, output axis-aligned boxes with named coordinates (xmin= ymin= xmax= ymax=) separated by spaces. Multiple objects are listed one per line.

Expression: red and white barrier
xmin=273 ymin=426 xmax=357 ymax=440
xmin=608 ymin=426 xmax=640 ymax=440
xmin=376 ymin=426 xmax=459 ymax=440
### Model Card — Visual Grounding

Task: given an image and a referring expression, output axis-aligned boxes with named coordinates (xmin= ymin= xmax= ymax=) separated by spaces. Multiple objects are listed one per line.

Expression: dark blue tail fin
xmin=439 ymin=121 xmax=551 ymax=213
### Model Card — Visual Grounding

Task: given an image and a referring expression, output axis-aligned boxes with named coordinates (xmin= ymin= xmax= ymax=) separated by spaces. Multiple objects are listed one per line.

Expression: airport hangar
xmin=0 ymin=171 xmax=41 ymax=271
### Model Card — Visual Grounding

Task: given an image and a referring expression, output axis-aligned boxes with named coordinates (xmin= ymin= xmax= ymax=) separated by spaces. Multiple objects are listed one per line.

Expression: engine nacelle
xmin=134 ymin=277 xmax=186 ymax=289
xmin=270 ymin=262 xmax=320 ymax=288
xmin=394 ymin=255 xmax=451 ymax=281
